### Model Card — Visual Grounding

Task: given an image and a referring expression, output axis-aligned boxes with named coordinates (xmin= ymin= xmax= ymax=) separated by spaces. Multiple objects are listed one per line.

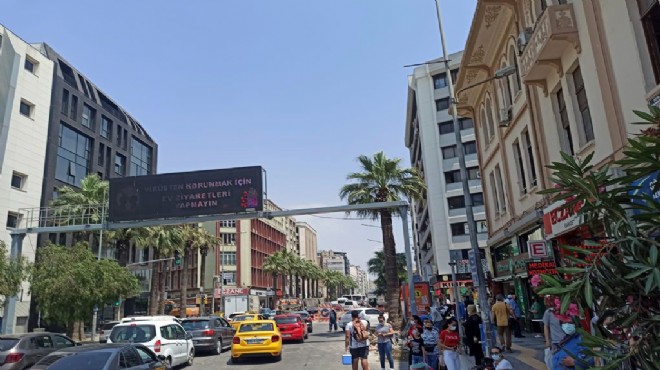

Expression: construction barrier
xmin=314 ymin=303 xmax=344 ymax=322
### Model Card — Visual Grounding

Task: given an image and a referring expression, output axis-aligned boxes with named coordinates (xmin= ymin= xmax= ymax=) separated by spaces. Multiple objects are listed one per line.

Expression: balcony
xmin=519 ymin=4 xmax=580 ymax=88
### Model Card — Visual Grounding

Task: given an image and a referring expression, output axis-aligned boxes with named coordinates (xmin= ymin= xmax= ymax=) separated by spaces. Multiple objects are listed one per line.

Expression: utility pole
xmin=433 ymin=0 xmax=495 ymax=350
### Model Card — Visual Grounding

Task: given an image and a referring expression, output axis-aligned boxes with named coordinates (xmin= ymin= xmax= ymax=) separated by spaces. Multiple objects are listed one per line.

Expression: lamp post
xmin=432 ymin=0 xmax=516 ymax=351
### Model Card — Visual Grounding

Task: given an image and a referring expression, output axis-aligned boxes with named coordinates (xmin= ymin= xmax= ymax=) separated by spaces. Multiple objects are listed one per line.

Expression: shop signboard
xmin=527 ymin=240 xmax=549 ymax=259
xmin=214 ymin=287 xmax=249 ymax=298
xmin=543 ymin=198 xmax=584 ymax=238
xmin=467 ymin=250 xmax=481 ymax=287
xmin=527 ymin=261 xmax=558 ymax=276
xmin=494 ymin=253 xmax=529 ymax=278
xmin=401 ymin=282 xmax=431 ymax=316
xmin=108 ymin=166 xmax=263 ymax=222
xmin=629 ymin=171 xmax=659 ymax=213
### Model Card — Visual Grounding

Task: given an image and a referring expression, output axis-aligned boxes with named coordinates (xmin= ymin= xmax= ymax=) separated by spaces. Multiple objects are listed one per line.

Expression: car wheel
xmin=215 ymin=338 xmax=223 ymax=355
xmin=186 ymin=348 xmax=195 ymax=366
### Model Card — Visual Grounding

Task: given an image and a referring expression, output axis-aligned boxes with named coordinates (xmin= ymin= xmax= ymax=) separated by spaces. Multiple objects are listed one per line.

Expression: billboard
xmin=108 ymin=166 xmax=263 ymax=222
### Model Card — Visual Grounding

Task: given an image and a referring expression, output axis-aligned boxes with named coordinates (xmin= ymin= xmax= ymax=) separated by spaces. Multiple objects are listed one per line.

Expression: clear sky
xmin=3 ymin=0 xmax=476 ymax=275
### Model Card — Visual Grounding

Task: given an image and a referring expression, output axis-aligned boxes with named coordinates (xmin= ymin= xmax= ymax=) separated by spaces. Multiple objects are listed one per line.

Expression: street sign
xmin=527 ymin=240 xmax=549 ymax=259
xmin=467 ymin=250 xmax=480 ymax=287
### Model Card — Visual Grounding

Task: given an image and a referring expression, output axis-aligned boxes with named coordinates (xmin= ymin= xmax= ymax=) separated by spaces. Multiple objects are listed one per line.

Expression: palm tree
xmin=177 ymin=224 xmax=214 ymax=318
xmin=339 ymin=151 xmax=425 ymax=325
xmin=367 ymin=251 xmax=408 ymax=296
xmin=263 ymin=252 xmax=286 ymax=293
xmin=51 ymin=174 xmax=108 ymax=226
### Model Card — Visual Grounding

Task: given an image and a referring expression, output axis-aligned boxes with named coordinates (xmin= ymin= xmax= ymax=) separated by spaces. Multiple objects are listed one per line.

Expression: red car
xmin=274 ymin=314 xmax=308 ymax=342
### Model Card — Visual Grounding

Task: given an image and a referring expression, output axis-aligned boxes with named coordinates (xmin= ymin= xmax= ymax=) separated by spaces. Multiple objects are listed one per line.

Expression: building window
xmin=81 ymin=104 xmax=95 ymax=129
xmin=61 ymin=89 xmax=69 ymax=115
xmin=639 ymin=0 xmax=660 ymax=84
xmin=572 ymin=66 xmax=594 ymax=143
xmin=464 ymin=141 xmax=477 ymax=155
xmin=472 ymin=192 xmax=484 ymax=206
xmin=500 ymin=62 xmax=513 ymax=108
xmin=11 ymin=172 xmax=26 ymax=190
xmin=444 ymin=167 xmax=480 ymax=184
xmin=98 ymin=143 xmax=105 ymax=166
xmin=447 ymin=196 xmax=465 ymax=210
xmin=220 ymin=252 xmax=237 ymax=265
xmin=495 ymin=165 xmax=507 ymax=212
xmin=24 ymin=56 xmax=38 ymax=74
xmin=509 ymin=46 xmax=521 ymax=95
xmin=442 ymin=146 xmax=457 ymax=159
xmin=480 ymin=108 xmax=489 ymax=145
xmin=555 ymin=88 xmax=574 ymax=155
xmin=221 ymin=233 xmax=236 ymax=245
xmin=459 ymin=118 xmax=474 ymax=130
xmin=438 ymin=121 xmax=454 ymax=135
xmin=476 ymin=221 xmax=488 ymax=234
xmin=489 ymin=172 xmax=501 ymax=215
xmin=222 ymin=272 xmax=236 ymax=285
xmin=433 ymin=73 xmax=447 ymax=89
xmin=436 ymin=98 xmax=450 ymax=111
xmin=101 ymin=116 xmax=112 ymax=140
xmin=468 ymin=167 xmax=480 ymax=180
xmin=522 ymin=130 xmax=538 ymax=187
xmin=513 ymin=140 xmax=528 ymax=194
xmin=70 ymin=95 xmax=78 ymax=119
xmin=117 ymin=127 xmax=122 ymax=147
xmin=114 ymin=154 xmax=126 ymax=176
xmin=6 ymin=212 xmax=22 ymax=228
xmin=130 ymin=137 xmax=153 ymax=176
xmin=55 ymin=124 xmax=91 ymax=187
xmin=450 ymin=69 xmax=460 ymax=84
xmin=486 ymin=99 xmax=496 ymax=140
xmin=19 ymin=99 xmax=34 ymax=118
xmin=450 ymin=222 xmax=467 ymax=236
xmin=220 ymin=220 xmax=236 ymax=228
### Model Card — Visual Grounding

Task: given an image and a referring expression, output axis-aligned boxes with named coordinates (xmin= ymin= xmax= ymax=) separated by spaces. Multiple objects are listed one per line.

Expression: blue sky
xmin=4 ymin=0 xmax=476 ymax=273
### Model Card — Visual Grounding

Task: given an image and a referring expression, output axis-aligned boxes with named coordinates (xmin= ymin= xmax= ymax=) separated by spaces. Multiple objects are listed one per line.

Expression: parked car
xmin=291 ymin=311 xmax=313 ymax=333
xmin=273 ymin=314 xmax=307 ymax=342
xmin=99 ymin=321 xmax=120 ymax=344
xmin=338 ymin=308 xmax=385 ymax=330
xmin=31 ymin=343 xmax=169 ymax=370
xmin=231 ymin=320 xmax=282 ymax=363
xmin=107 ymin=319 xmax=193 ymax=368
xmin=342 ymin=300 xmax=358 ymax=310
xmin=0 ymin=332 xmax=80 ymax=370
xmin=180 ymin=316 xmax=234 ymax=355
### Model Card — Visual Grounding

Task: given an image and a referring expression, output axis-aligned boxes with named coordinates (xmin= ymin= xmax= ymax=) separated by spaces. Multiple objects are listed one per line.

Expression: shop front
xmin=432 ymin=272 xmax=475 ymax=304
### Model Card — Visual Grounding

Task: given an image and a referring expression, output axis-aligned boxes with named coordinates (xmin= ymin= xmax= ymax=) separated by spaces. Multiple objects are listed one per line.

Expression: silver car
xmin=0 ymin=332 xmax=80 ymax=370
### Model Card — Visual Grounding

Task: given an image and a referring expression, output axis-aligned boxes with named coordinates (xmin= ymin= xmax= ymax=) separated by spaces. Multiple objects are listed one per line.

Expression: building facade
xmin=0 ymin=26 xmax=54 ymax=333
xmin=405 ymin=51 xmax=490 ymax=293
xmin=318 ymin=250 xmax=349 ymax=275
xmin=348 ymin=265 xmax=368 ymax=296
xmin=455 ymin=0 xmax=659 ymax=316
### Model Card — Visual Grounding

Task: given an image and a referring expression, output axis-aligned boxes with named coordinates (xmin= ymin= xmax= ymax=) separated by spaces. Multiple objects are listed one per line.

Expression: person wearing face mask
xmin=464 ymin=304 xmax=484 ymax=366
xmin=420 ymin=319 xmax=439 ymax=370
xmin=489 ymin=346 xmax=513 ymax=369
xmin=439 ymin=318 xmax=461 ymax=370
xmin=551 ymin=319 xmax=594 ymax=370
xmin=375 ymin=315 xmax=395 ymax=370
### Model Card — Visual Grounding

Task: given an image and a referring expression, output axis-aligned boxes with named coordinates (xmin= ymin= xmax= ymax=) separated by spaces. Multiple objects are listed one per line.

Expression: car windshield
xmin=0 ymin=338 xmax=18 ymax=351
xmin=232 ymin=316 xmax=252 ymax=322
xmin=42 ymin=352 xmax=112 ymax=370
xmin=109 ymin=325 xmax=156 ymax=343
xmin=239 ymin=323 xmax=274 ymax=332
xmin=181 ymin=320 xmax=210 ymax=330
xmin=275 ymin=317 xmax=298 ymax=324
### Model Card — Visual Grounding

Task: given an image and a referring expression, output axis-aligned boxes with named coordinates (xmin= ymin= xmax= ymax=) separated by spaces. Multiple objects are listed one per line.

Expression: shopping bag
xmin=458 ymin=353 xmax=473 ymax=369
xmin=544 ymin=347 xmax=553 ymax=370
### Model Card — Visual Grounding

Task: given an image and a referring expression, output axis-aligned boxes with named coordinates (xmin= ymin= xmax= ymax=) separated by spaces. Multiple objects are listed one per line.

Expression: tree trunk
xmin=148 ymin=249 xmax=161 ymax=315
xmin=160 ymin=260 xmax=168 ymax=314
xmin=180 ymin=246 xmax=190 ymax=318
xmin=380 ymin=209 xmax=400 ymax=327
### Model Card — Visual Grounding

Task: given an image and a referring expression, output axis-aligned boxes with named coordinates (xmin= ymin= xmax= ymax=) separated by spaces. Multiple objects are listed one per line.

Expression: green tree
xmin=340 ymin=151 xmax=425 ymax=325
xmin=367 ymin=251 xmax=407 ymax=296
xmin=263 ymin=251 xmax=286 ymax=293
xmin=30 ymin=242 xmax=139 ymax=340
xmin=535 ymin=108 xmax=660 ymax=369
xmin=177 ymin=224 xmax=214 ymax=318
xmin=0 ymin=241 xmax=31 ymax=311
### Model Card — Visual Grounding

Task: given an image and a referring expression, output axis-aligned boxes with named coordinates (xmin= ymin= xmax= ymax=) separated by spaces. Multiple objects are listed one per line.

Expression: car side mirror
xmin=157 ymin=354 xmax=167 ymax=362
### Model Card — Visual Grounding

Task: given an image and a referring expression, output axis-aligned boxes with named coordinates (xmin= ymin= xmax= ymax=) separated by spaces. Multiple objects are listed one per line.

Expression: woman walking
xmin=439 ymin=318 xmax=461 ymax=370
xmin=375 ymin=315 xmax=395 ymax=370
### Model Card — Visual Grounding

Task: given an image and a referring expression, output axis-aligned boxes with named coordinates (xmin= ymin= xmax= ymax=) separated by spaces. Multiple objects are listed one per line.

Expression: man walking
xmin=345 ymin=310 xmax=370 ymax=370
xmin=506 ymin=294 xmax=524 ymax=338
xmin=491 ymin=294 xmax=513 ymax=352
xmin=329 ymin=308 xmax=338 ymax=332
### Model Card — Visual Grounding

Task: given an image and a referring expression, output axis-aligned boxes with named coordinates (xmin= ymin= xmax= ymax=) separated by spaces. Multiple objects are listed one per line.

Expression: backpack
xmin=352 ymin=320 xmax=369 ymax=342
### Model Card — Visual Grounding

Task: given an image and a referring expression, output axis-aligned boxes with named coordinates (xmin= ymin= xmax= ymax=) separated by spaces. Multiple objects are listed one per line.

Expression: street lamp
xmin=432 ymin=0 xmax=516 ymax=351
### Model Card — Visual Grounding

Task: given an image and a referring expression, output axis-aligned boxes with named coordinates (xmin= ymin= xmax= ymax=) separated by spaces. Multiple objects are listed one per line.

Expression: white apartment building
xmin=296 ymin=222 xmax=317 ymax=262
xmin=348 ymin=265 xmax=369 ymax=296
xmin=404 ymin=51 xmax=488 ymax=281
xmin=0 ymin=27 xmax=54 ymax=333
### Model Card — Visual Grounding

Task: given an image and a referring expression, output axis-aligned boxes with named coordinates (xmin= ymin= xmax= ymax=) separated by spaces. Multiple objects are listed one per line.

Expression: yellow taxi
xmin=231 ymin=320 xmax=282 ymax=363
xmin=229 ymin=313 xmax=264 ymax=330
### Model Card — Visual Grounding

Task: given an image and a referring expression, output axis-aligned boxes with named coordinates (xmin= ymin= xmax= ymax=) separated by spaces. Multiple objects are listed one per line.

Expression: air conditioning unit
xmin=499 ymin=107 xmax=512 ymax=127
xmin=517 ymin=28 xmax=533 ymax=54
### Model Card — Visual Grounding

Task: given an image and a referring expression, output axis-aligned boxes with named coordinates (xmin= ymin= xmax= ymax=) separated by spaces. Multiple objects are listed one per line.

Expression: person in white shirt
xmin=490 ymin=346 xmax=513 ymax=369
xmin=345 ymin=310 xmax=370 ymax=370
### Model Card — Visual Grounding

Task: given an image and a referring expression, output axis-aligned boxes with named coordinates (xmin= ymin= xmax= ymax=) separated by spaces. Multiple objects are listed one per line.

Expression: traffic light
xmin=174 ymin=250 xmax=181 ymax=266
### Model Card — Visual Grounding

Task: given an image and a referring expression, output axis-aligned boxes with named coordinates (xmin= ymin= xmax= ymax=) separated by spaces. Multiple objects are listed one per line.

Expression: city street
xmin=189 ymin=322 xmax=352 ymax=370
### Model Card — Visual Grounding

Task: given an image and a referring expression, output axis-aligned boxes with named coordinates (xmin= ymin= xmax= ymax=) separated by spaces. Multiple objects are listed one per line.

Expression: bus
xmin=342 ymin=294 xmax=367 ymax=306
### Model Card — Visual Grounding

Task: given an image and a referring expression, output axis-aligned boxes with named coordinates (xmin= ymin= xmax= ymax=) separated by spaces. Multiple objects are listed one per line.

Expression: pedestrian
xmin=439 ymin=318 xmax=461 ymax=370
xmin=407 ymin=315 xmax=424 ymax=366
xmin=464 ymin=304 xmax=484 ymax=366
xmin=489 ymin=346 xmax=513 ymax=370
xmin=329 ymin=308 xmax=338 ymax=332
xmin=345 ymin=310 xmax=370 ymax=370
xmin=491 ymin=294 xmax=512 ymax=352
xmin=543 ymin=295 xmax=563 ymax=369
xmin=420 ymin=319 xmax=439 ymax=370
xmin=375 ymin=314 xmax=395 ymax=370
xmin=551 ymin=318 xmax=594 ymax=370
xmin=506 ymin=294 xmax=524 ymax=338
xmin=431 ymin=302 xmax=444 ymax=331
xmin=407 ymin=328 xmax=425 ymax=366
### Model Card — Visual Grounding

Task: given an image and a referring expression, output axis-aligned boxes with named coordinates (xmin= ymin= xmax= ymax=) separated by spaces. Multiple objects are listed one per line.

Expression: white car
xmin=339 ymin=308 xmax=386 ymax=330
xmin=107 ymin=319 xmax=195 ymax=367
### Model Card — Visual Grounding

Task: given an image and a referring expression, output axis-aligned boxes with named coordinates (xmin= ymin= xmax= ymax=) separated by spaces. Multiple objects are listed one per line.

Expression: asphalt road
xmin=188 ymin=322 xmax=358 ymax=370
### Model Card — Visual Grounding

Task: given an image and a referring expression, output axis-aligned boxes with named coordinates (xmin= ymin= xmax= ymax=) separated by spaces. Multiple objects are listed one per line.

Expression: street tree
xmin=177 ymin=224 xmax=214 ymax=318
xmin=535 ymin=108 xmax=660 ymax=369
xmin=263 ymin=251 xmax=286 ymax=293
xmin=367 ymin=251 xmax=407 ymax=296
xmin=0 ymin=241 xmax=31 ymax=312
xmin=30 ymin=242 xmax=139 ymax=340
xmin=340 ymin=151 xmax=425 ymax=325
